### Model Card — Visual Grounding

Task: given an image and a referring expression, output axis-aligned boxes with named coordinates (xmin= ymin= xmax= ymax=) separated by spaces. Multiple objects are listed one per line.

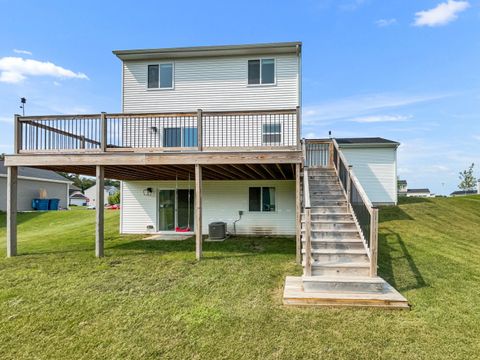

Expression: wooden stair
xmin=284 ymin=167 xmax=409 ymax=309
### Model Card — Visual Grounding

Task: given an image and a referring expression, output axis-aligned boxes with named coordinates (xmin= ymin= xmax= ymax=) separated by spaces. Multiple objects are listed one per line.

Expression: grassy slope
xmin=0 ymin=197 xmax=479 ymax=360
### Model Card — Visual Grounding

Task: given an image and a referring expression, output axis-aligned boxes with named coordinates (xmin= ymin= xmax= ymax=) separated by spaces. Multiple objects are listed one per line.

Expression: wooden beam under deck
xmin=5 ymin=150 xmax=302 ymax=167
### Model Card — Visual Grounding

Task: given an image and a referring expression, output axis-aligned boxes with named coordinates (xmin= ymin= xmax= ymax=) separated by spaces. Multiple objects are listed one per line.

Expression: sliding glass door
xmin=158 ymin=189 xmax=194 ymax=231
xmin=158 ymin=190 xmax=176 ymax=231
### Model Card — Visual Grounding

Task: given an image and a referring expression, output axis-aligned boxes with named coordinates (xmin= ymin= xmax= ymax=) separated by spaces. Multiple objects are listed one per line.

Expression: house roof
xmin=70 ymin=184 xmax=81 ymax=191
xmin=113 ymin=42 xmax=302 ymax=61
xmin=335 ymin=137 xmax=400 ymax=147
xmin=70 ymin=191 xmax=87 ymax=199
xmin=0 ymin=160 xmax=71 ymax=183
xmin=450 ymin=190 xmax=478 ymax=195
xmin=407 ymin=188 xmax=431 ymax=194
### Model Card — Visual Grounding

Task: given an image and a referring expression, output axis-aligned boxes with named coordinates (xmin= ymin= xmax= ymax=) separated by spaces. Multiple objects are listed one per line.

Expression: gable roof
xmin=113 ymin=42 xmax=302 ymax=61
xmin=70 ymin=184 xmax=81 ymax=191
xmin=70 ymin=191 xmax=87 ymax=199
xmin=0 ymin=160 xmax=71 ymax=183
xmin=407 ymin=188 xmax=431 ymax=194
xmin=335 ymin=137 xmax=400 ymax=147
xmin=450 ymin=190 xmax=478 ymax=195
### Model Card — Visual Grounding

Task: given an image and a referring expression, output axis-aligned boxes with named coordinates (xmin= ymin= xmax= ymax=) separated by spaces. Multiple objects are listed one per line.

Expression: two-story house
xmin=3 ymin=42 xmax=407 ymax=308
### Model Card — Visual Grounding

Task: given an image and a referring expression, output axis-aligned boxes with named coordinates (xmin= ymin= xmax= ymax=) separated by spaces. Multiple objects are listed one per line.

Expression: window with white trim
xmin=148 ymin=63 xmax=174 ymax=89
xmin=262 ymin=123 xmax=282 ymax=143
xmin=248 ymin=58 xmax=275 ymax=85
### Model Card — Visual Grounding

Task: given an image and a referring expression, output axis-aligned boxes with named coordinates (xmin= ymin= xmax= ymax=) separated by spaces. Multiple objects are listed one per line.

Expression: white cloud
xmin=473 ymin=135 xmax=480 ymax=141
xmin=303 ymin=92 xmax=449 ymax=124
xmin=349 ymin=114 xmax=412 ymax=123
xmin=13 ymin=49 xmax=32 ymax=55
xmin=0 ymin=57 xmax=89 ymax=84
xmin=375 ymin=18 xmax=397 ymax=27
xmin=413 ymin=0 xmax=470 ymax=27
xmin=0 ymin=116 xmax=12 ymax=123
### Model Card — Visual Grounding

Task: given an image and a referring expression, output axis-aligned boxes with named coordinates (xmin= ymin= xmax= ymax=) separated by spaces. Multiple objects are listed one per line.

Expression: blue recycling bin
xmin=48 ymin=198 xmax=60 ymax=210
xmin=32 ymin=198 xmax=50 ymax=211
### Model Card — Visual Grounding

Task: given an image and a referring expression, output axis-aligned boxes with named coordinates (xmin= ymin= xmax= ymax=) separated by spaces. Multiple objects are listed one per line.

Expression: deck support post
xmin=100 ymin=112 xmax=107 ymax=152
xmin=96 ymin=165 xmax=105 ymax=257
xmin=369 ymin=208 xmax=379 ymax=277
xmin=195 ymin=164 xmax=202 ymax=260
xmin=296 ymin=106 xmax=301 ymax=150
xmin=197 ymin=109 xmax=203 ymax=151
xmin=7 ymin=166 xmax=18 ymax=257
xmin=295 ymin=163 xmax=301 ymax=264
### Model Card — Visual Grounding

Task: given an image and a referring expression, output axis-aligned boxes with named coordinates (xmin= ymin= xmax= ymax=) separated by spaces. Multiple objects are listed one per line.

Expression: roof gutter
xmin=113 ymin=41 xmax=302 ymax=61
xmin=0 ymin=174 xmax=72 ymax=184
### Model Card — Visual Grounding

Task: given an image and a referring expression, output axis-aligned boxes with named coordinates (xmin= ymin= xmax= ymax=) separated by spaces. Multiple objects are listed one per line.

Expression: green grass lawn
xmin=1 ymin=197 xmax=480 ymax=359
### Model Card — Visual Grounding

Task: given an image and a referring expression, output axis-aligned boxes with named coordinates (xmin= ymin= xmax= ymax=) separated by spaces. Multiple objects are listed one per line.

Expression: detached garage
xmin=0 ymin=160 xmax=71 ymax=211
xmin=336 ymin=138 xmax=399 ymax=206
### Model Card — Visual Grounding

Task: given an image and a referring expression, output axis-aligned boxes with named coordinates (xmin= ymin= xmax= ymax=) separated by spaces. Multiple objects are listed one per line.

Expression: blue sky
xmin=0 ymin=0 xmax=479 ymax=194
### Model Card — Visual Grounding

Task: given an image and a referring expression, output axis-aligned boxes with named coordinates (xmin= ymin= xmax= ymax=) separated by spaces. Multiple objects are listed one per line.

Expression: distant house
xmin=69 ymin=191 xmax=88 ymax=206
xmin=450 ymin=190 xmax=478 ymax=197
xmin=407 ymin=188 xmax=432 ymax=198
xmin=84 ymin=185 xmax=119 ymax=207
xmin=398 ymin=180 xmax=407 ymax=197
xmin=69 ymin=184 xmax=81 ymax=195
xmin=0 ymin=160 xmax=71 ymax=211
xmin=450 ymin=180 xmax=480 ymax=197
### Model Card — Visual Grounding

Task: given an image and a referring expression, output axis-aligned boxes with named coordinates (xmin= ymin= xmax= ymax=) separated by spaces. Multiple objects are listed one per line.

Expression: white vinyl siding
xmin=339 ymin=147 xmax=398 ymax=206
xmin=122 ymin=54 xmax=298 ymax=112
xmin=121 ymin=180 xmax=295 ymax=235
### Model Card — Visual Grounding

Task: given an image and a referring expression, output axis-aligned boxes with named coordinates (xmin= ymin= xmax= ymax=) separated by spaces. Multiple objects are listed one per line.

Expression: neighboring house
xmin=450 ymin=180 xmax=480 ymax=196
xmin=69 ymin=184 xmax=81 ymax=195
xmin=450 ymin=190 xmax=478 ymax=197
xmin=69 ymin=191 xmax=88 ymax=206
xmin=407 ymin=188 xmax=432 ymax=198
xmin=335 ymin=138 xmax=399 ymax=206
xmin=0 ymin=160 xmax=71 ymax=211
xmin=3 ymin=42 xmax=407 ymax=307
xmin=398 ymin=180 xmax=407 ymax=197
xmin=84 ymin=185 xmax=118 ymax=207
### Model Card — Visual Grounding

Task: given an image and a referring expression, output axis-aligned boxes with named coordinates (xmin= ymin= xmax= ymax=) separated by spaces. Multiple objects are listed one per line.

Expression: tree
xmin=57 ymin=172 xmax=119 ymax=192
xmin=108 ymin=191 xmax=120 ymax=205
xmin=458 ymin=163 xmax=476 ymax=194
xmin=57 ymin=172 xmax=95 ymax=192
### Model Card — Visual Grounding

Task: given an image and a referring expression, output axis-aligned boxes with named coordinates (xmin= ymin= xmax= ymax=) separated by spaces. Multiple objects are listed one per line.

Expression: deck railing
xmin=303 ymin=139 xmax=332 ymax=167
xmin=302 ymin=167 xmax=312 ymax=277
xmin=332 ymin=139 xmax=379 ymax=276
xmin=14 ymin=108 xmax=299 ymax=154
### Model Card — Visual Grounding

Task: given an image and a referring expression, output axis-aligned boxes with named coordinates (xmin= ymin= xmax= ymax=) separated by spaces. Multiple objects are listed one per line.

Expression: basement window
xmin=249 ymin=187 xmax=276 ymax=212
xmin=148 ymin=63 xmax=174 ymax=89
xmin=262 ymin=123 xmax=282 ymax=143
xmin=248 ymin=58 xmax=275 ymax=85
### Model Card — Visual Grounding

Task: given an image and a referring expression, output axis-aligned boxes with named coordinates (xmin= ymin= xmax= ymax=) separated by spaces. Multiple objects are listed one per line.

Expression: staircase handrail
xmin=332 ymin=139 xmax=379 ymax=276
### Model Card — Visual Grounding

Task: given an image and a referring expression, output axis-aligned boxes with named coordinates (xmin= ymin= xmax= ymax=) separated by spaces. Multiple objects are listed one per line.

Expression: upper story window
xmin=262 ymin=123 xmax=282 ymax=143
xmin=148 ymin=63 xmax=174 ymax=89
xmin=248 ymin=59 xmax=275 ymax=85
